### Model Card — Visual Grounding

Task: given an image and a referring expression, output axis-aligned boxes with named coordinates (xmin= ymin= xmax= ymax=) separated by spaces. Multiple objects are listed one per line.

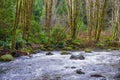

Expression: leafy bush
xmin=50 ymin=24 xmax=67 ymax=48
xmin=29 ymin=20 xmax=48 ymax=44
xmin=0 ymin=36 xmax=11 ymax=48
xmin=96 ymin=42 xmax=105 ymax=48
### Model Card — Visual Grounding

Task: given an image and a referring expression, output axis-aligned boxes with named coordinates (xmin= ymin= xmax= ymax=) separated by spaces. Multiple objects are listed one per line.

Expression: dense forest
xmin=0 ymin=0 xmax=120 ymax=59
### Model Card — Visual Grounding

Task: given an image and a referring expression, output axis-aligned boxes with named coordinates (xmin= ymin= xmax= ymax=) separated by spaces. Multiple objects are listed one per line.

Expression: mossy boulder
xmin=61 ymin=51 xmax=71 ymax=55
xmin=85 ymin=48 xmax=92 ymax=53
xmin=0 ymin=54 xmax=14 ymax=61
xmin=66 ymin=46 xmax=73 ymax=50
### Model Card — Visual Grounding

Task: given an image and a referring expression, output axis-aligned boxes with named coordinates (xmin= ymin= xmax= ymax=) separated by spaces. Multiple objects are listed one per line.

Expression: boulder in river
xmin=0 ymin=54 xmax=14 ymax=61
xmin=70 ymin=53 xmax=85 ymax=60
xmin=61 ymin=51 xmax=71 ymax=55
xmin=46 ymin=52 xmax=54 ymax=55
xmin=113 ymin=73 xmax=120 ymax=79
xmin=85 ymin=48 xmax=92 ymax=53
xmin=76 ymin=69 xmax=85 ymax=74
xmin=90 ymin=74 xmax=105 ymax=78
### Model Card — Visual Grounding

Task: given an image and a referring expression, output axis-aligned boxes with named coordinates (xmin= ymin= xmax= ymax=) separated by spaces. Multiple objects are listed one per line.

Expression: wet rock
xmin=106 ymin=49 xmax=111 ymax=52
xmin=91 ymin=74 xmax=105 ymax=78
xmin=0 ymin=54 xmax=14 ymax=61
xmin=46 ymin=52 xmax=53 ymax=55
xmin=65 ymin=66 xmax=69 ymax=69
xmin=70 ymin=54 xmax=85 ymax=60
xmin=71 ymin=66 xmax=76 ymax=69
xmin=114 ymin=73 xmax=120 ymax=79
xmin=100 ymin=79 xmax=106 ymax=80
xmin=118 ymin=68 xmax=120 ymax=71
xmin=76 ymin=69 xmax=85 ymax=74
xmin=11 ymin=50 xmax=31 ymax=57
xmin=61 ymin=51 xmax=71 ymax=55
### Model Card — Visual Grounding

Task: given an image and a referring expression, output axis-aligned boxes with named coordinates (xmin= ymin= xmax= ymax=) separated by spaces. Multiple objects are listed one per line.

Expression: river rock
xmin=0 ymin=54 xmax=14 ymax=61
xmin=61 ymin=51 xmax=71 ymax=55
xmin=90 ymin=74 xmax=105 ymax=78
xmin=113 ymin=73 xmax=120 ymax=79
xmin=11 ymin=50 xmax=31 ymax=57
xmin=46 ymin=52 xmax=53 ymax=55
xmin=76 ymin=69 xmax=85 ymax=74
xmin=70 ymin=53 xmax=85 ymax=60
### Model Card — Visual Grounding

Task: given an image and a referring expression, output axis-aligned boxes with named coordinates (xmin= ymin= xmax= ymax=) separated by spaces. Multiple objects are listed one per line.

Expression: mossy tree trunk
xmin=11 ymin=0 xmax=34 ymax=51
xmin=112 ymin=0 xmax=120 ymax=41
xmin=66 ymin=0 xmax=79 ymax=40
xmin=45 ymin=0 xmax=53 ymax=44
xmin=11 ymin=0 xmax=21 ymax=51
xmin=85 ymin=0 xmax=109 ymax=42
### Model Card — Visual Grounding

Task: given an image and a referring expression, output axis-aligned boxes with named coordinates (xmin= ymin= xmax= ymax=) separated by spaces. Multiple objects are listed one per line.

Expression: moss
xmin=85 ymin=48 xmax=92 ymax=53
xmin=61 ymin=51 xmax=71 ymax=55
xmin=22 ymin=47 xmax=33 ymax=53
xmin=0 ymin=54 xmax=14 ymax=61
xmin=111 ymin=47 xmax=118 ymax=50
xmin=66 ymin=46 xmax=73 ymax=50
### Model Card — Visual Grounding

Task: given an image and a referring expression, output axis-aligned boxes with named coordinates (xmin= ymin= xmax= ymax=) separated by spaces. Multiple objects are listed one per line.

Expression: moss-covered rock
xmin=22 ymin=47 xmax=33 ymax=53
xmin=61 ymin=51 xmax=71 ymax=55
xmin=0 ymin=54 xmax=14 ymax=61
xmin=66 ymin=46 xmax=73 ymax=50
xmin=85 ymin=48 xmax=92 ymax=53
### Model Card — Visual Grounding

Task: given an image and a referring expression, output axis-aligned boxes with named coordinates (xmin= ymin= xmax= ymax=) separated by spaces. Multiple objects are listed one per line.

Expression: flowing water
xmin=0 ymin=50 xmax=120 ymax=80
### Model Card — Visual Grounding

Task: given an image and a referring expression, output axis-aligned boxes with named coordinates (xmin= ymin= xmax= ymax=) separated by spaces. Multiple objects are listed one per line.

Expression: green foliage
xmin=16 ymin=30 xmax=25 ymax=43
xmin=72 ymin=39 xmax=81 ymax=45
xmin=77 ymin=20 xmax=87 ymax=31
xmin=0 ymin=54 xmax=14 ymax=61
xmin=0 ymin=0 xmax=15 ymax=39
xmin=33 ymin=0 xmax=44 ymax=22
xmin=56 ymin=0 xmax=67 ymax=15
xmin=96 ymin=42 xmax=105 ymax=48
xmin=0 ymin=37 xmax=11 ymax=48
xmin=29 ymin=20 xmax=48 ymax=44
xmin=51 ymin=24 xmax=67 ymax=48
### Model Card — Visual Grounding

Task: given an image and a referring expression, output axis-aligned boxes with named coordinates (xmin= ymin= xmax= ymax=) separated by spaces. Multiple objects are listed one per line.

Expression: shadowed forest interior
xmin=0 ymin=0 xmax=120 ymax=80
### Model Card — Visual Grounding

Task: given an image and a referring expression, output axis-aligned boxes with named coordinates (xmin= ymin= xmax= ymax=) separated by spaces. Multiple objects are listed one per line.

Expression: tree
xmin=11 ymin=0 xmax=34 ymax=51
xmin=45 ymin=0 xmax=53 ymax=43
xmin=85 ymin=0 xmax=109 ymax=42
xmin=66 ymin=0 xmax=79 ymax=40
xmin=112 ymin=0 xmax=120 ymax=41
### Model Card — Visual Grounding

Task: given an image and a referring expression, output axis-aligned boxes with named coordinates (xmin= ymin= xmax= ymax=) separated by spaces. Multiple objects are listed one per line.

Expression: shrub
xmin=51 ymin=24 xmax=67 ymax=48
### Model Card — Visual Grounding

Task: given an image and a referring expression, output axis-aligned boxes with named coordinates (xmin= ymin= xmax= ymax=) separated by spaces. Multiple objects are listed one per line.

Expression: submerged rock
xmin=76 ymin=69 xmax=85 ymax=74
xmin=114 ymin=73 xmax=120 ymax=79
xmin=46 ymin=52 xmax=54 ymax=55
xmin=0 ymin=54 xmax=14 ymax=61
xmin=90 ymin=74 xmax=105 ymax=78
xmin=70 ymin=53 xmax=85 ymax=60
xmin=71 ymin=66 xmax=76 ymax=69
xmin=61 ymin=51 xmax=71 ymax=55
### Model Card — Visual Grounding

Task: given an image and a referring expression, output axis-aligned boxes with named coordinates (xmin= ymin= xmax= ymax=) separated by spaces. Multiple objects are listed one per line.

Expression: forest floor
xmin=0 ymin=50 xmax=120 ymax=80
